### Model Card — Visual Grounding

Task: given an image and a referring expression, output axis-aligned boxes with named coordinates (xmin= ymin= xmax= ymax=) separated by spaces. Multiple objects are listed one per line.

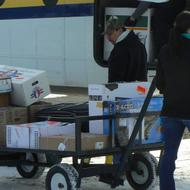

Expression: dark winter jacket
xmin=108 ymin=31 xmax=147 ymax=83
xmin=156 ymin=43 xmax=190 ymax=119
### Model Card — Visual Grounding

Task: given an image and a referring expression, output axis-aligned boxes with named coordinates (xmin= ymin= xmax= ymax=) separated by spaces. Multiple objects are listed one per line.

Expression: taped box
xmin=0 ymin=107 xmax=27 ymax=126
xmin=30 ymin=121 xmax=75 ymax=149
xmin=6 ymin=121 xmax=75 ymax=149
xmin=39 ymin=133 xmax=109 ymax=151
xmin=88 ymin=82 xmax=150 ymax=134
xmin=0 ymin=65 xmax=50 ymax=106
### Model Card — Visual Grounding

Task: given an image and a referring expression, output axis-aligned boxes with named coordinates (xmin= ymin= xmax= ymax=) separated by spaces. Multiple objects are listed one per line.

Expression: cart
xmin=0 ymin=77 xmax=164 ymax=190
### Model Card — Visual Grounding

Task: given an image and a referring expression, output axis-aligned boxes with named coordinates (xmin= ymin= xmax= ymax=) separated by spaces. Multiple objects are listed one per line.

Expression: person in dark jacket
xmin=156 ymin=11 xmax=190 ymax=190
xmin=105 ymin=16 xmax=147 ymax=82
xmin=125 ymin=0 xmax=186 ymax=59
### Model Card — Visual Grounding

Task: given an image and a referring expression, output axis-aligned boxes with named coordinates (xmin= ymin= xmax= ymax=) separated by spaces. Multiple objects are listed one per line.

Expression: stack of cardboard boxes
xmin=0 ymin=65 xmax=109 ymax=152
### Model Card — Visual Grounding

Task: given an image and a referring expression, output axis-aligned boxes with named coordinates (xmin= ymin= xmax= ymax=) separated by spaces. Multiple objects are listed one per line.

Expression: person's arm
xmin=131 ymin=1 xmax=151 ymax=20
xmin=124 ymin=2 xmax=151 ymax=26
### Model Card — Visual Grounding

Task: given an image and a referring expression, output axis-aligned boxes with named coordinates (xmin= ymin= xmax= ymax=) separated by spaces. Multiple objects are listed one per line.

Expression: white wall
xmin=0 ymin=17 xmax=107 ymax=87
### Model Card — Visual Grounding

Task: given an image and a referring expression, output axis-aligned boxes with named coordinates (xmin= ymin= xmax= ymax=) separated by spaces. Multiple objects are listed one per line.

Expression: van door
xmin=93 ymin=0 xmax=154 ymax=68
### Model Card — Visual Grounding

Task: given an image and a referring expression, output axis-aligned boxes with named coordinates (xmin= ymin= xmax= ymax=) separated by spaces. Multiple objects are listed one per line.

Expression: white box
xmin=89 ymin=82 xmax=150 ymax=134
xmin=0 ymin=65 xmax=50 ymax=106
xmin=29 ymin=121 xmax=76 ymax=149
xmin=88 ymin=82 xmax=150 ymax=101
xmin=6 ymin=125 xmax=29 ymax=148
xmin=89 ymin=101 xmax=104 ymax=134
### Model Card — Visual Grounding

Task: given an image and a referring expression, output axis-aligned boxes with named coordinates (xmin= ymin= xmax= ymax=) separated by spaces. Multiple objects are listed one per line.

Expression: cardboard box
xmin=0 ymin=65 xmax=50 ymax=106
xmin=0 ymin=77 xmax=12 ymax=93
xmin=6 ymin=125 xmax=30 ymax=148
xmin=88 ymin=82 xmax=150 ymax=134
xmin=0 ymin=125 xmax=6 ymax=146
xmin=0 ymin=93 xmax=10 ymax=107
xmin=39 ymin=133 xmax=109 ymax=151
xmin=88 ymin=82 xmax=150 ymax=101
xmin=116 ymin=96 xmax=163 ymax=113
xmin=29 ymin=121 xmax=75 ymax=149
xmin=0 ymin=107 xmax=27 ymax=125
xmin=145 ymin=118 xmax=163 ymax=143
xmin=4 ymin=120 xmax=75 ymax=149
xmin=28 ymin=101 xmax=52 ymax=122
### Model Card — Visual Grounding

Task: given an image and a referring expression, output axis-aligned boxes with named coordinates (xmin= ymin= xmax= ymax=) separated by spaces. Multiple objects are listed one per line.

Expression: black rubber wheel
xmin=46 ymin=164 xmax=78 ymax=190
xmin=126 ymin=153 xmax=157 ymax=190
xmin=16 ymin=153 xmax=45 ymax=179
xmin=43 ymin=0 xmax=58 ymax=7
xmin=0 ymin=0 xmax=5 ymax=6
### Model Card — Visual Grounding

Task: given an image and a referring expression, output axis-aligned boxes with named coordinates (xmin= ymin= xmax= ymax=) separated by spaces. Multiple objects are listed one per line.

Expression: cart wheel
xmin=46 ymin=163 xmax=78 ymax=190
xmin=16 ymin=153 xmax=45 ymax=179
xmin=126 ymin=153 xmax=157 ymax=190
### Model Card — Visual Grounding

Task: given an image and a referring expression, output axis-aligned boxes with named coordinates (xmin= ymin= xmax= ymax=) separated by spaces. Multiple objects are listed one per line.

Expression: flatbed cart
xmin=0 ymin=77 xmax=164 ymax=190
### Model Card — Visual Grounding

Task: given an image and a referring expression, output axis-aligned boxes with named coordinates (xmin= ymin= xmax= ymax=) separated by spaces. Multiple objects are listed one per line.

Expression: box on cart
xmin=29 ymin=121 xmax=75 ymax=149
xmin=0 ymin=65 xmax=50 ymax=106
xmin=88 ymin=82 xmax=150 ymax=134
xmin=39 ymin=133 xmax=109 ymax=151
xmin=6 ymin=125 xmax=30 ymax=148
xmin=6 ymin=121 xmax=76 ymax=149
xmin=88 ymin=82 xmax=150 ymax=101
xmin=0 ymin=107 xmax=27 ymax=126
xmin=0 ymin=93 xmax=10 ymax=107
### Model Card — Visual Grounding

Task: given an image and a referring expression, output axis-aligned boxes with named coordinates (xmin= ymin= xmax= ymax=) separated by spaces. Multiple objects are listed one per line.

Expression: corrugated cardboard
xmin=0 ymin=125 xmax=6 ymax=146
xmin=0 ymin=65 xmax=50 ymax=106
xmin=40 ymin=133 xmax=109 ymax=151
xmin=0 ymin=93 xmax=10 ymax=107
xmin=0 ymin=107 xmax=27 ymax=125
xmin=88 ymin=82 xmax=150 ymax=134
xmin=30 ymin=122 xmax=75 ymax=149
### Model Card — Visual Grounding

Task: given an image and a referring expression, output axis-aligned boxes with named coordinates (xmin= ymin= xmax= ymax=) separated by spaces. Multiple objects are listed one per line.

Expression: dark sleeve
xmin=156 ymin=52 xmax=165 ymax=94
xmin=131 ymin=2 xmax=151 ymax=20
xmin=108 ymin=47 xmax=130 ymax=83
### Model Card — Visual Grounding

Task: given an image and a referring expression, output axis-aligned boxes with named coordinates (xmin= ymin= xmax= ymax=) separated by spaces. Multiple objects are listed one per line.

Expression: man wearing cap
xmin=125 ymin=0 xmax=186 ymax=59
xmin=105 ymin=16 xmax=147 ymax=83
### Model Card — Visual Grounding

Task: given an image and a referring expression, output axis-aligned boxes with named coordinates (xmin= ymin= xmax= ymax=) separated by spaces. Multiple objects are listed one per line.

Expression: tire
xmin=46 ymin=164 xmax=78 ymax=190
xmin=16 ymin=153 xmax=45 ymax=179
xmin=43 ymin=0 xmax=58 ymax=7
xmin=126 ymin=152 xmax=157 ymax=190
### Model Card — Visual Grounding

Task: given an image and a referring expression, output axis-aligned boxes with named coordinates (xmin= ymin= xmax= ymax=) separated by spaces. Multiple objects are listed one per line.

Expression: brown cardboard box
xmin=0 ymin=93 xmax=10 ymax=107
xmin=0 ymin=107 xmax=27 ymax=125
xmin=40 ymin=133 xmax=109 ymax=151
xmin=0 ymin=108 xmax=12 ymax=125
xmin=0 ymin=125 xmax=6 ymax=146
xmin=28 ymin=101 xmax=52 ymax=122
xmin=11 ymin=107 xmax=28 ymax=124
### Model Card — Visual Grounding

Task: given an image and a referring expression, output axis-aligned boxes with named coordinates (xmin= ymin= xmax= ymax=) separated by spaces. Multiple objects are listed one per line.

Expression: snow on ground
xmin=0 ymin=139 xmax=189 ymax=189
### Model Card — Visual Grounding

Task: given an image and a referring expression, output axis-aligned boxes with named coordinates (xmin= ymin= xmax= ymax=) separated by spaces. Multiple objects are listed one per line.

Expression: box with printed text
xmin=0 ymin=65 xmax=50 ymax=106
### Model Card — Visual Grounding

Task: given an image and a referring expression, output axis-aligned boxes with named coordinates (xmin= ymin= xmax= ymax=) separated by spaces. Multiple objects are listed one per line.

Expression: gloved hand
xmin=124 ymin=17 xmax=137 ymax=27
